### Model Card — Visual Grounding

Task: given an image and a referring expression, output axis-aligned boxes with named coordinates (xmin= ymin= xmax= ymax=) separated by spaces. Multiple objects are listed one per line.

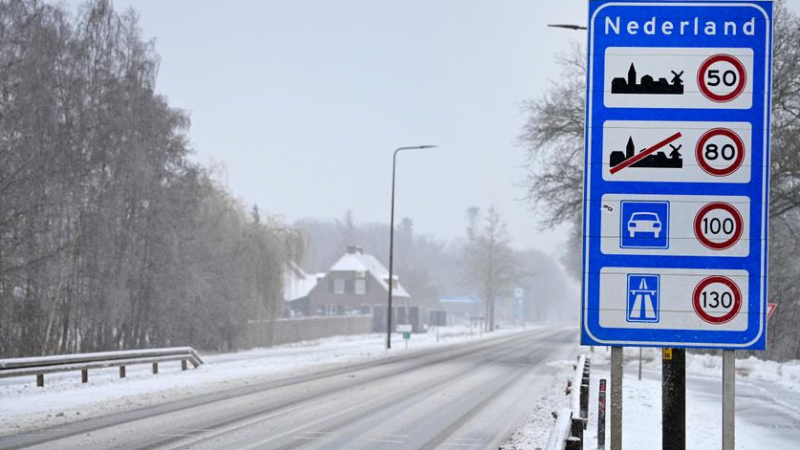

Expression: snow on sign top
xmin=581 ymin=1 xmax=773 ymax=350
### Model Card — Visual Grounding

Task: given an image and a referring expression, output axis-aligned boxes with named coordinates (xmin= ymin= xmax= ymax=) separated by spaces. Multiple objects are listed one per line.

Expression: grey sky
xmin=69 ymin=1 xmax=798 ymax=257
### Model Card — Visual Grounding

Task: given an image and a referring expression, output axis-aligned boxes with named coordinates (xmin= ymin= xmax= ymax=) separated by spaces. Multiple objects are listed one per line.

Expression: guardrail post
xmin=580 ymin=382 xmax=589 ymax=423
xmin=566 ymin=436 xmax=582 ymax=450
xmin=580 ymin=358 xmax=590 ymax=428
xmin=181 ymin=360 xmax=188 ymax=371
xmin=36 ymin=374 xmax=44 ymax=387
xmin=81 ymin=368 xmax=88 ymax=383
xmin=570 ymin=417 xmax=584 ymax=446
xmin=119 ymin=366 xmax=126 ymax=378
xmin=152 ymin=362 xmax=158 ymax=375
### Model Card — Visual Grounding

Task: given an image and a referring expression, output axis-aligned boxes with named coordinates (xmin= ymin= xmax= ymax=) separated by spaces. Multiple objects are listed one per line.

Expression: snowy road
xmin=0 ymin=328 xmax=577 ymax=450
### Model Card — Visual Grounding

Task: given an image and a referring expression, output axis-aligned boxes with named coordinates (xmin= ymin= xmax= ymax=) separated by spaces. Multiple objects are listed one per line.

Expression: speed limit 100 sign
xmin=582 ymin=1 xmax=772 ymax=350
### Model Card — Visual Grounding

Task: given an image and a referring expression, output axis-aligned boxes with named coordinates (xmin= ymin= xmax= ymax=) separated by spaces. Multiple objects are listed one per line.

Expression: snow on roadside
xmin=500 ymin=359 xmax=579 ymax=450
xmin=500 ymin=347 xmax=800 ymax=450
xmin=0 ymin=325 xmax=530 ymax=437
xmin=585 ymin=361 xmax=797 ymax=449
xmin=590 ymin=347 xmax=800 ymax=392
xmin=583 ymin=347 xmax=800 ymax=449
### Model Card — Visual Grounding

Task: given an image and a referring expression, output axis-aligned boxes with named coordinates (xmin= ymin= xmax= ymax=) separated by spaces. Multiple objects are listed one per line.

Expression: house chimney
xmin=346 ymin=245 xmax=357 ymax=254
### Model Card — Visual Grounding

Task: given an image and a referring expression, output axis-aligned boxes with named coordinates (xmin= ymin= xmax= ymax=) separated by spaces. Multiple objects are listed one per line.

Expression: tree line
xmin=519 ymin=0 xmax=800 ymax=360
xmin=0 ymin=0 xmax=300 ymax=357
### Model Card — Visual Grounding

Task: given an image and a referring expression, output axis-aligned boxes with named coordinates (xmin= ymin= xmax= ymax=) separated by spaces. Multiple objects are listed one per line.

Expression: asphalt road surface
xmin=0 ymin=328 xmax=577 ymax=450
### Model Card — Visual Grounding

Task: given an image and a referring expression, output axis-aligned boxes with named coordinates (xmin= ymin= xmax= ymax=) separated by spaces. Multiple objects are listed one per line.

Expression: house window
xmin=334 ymin=279 xmax=345 ymax=295
xmin=355 ymin=279 xmax=366 ymax=295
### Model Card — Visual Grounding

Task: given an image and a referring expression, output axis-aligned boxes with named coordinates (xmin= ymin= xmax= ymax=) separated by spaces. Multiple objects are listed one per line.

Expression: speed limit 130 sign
xmin=581 ymin=0 xmax=773 ymax=350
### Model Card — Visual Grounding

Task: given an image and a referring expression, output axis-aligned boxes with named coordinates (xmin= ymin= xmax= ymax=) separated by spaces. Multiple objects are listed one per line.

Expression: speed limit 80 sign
xmin=582 ymin=1 xmax=772 ymax=350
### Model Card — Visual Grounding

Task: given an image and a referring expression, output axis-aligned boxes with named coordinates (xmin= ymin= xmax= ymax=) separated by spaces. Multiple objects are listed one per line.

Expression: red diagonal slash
xmin=609 ymin=132 xmax=683 ymax=175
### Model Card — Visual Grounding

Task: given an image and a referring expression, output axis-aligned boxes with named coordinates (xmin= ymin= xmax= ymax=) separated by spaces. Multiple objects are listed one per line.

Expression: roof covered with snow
xmin=283 ymin=262 xmax=320 ymax=302
xmin=329 ymin=250 xmax=410 ymax=298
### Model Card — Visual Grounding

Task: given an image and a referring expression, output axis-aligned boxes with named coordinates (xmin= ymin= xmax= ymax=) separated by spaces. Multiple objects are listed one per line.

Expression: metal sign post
xmin=582 ymin=2 xmax=773 ymax=448
xmin=610 ymin=347 xmax=622 ymax=450
xmin=722 ymin=350 xmax=735 ymax=450
xmin=663 ymin=348 xmax=686 ymax=450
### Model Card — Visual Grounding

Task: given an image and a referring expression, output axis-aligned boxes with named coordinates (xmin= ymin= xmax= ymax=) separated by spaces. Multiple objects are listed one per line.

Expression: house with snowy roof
xmin=304 ymin=245 xmax=412 ymax=322
xmin=282 ymin=261 xmax=322 ymax=317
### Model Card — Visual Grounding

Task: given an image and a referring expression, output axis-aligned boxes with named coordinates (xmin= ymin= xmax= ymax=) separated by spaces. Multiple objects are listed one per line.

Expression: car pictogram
xmin=628 ymin=212 xmax=662 ymax=238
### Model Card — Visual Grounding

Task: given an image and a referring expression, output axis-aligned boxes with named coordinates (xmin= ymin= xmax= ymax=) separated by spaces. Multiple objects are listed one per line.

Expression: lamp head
xmin=547 ymin=24 xmax=587 ymax=31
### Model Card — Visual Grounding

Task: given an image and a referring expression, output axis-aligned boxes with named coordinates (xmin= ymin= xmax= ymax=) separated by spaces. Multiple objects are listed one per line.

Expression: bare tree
xmin=462 ymin=206 xmax=516 ymax=331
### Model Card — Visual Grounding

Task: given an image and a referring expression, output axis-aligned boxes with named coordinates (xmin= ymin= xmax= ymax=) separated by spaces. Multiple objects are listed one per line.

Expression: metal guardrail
xmin=546 ymin=354 xmax=591 ymax=450
xmin=545 ymin=408 xmax=574 ymax=450
xmin=0 ymin=347 xmax=204 ymax=387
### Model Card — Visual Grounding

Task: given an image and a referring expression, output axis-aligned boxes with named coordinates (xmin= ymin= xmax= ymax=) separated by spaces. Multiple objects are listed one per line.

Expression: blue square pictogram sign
xmin=620 ymin=201 xmax=670 ymax=249
xmin=627 ymin=274 xmax=660 ymax=324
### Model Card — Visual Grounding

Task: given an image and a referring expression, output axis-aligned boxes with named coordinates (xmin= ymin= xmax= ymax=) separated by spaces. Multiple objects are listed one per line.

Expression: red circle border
xmin=692 ymin=276 xmax=743 ymax=325
xmin=697 ymin=54 xmax=747 ymax=103
xmin=693 ymin=202 xmax=744 ymax=250
xmin=695 ymin=128 xmax=746 ymax=177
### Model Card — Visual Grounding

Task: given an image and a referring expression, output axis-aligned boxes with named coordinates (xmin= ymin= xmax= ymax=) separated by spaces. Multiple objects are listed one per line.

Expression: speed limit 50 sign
xmin=581 ymin=0 xmax=772 ymax=349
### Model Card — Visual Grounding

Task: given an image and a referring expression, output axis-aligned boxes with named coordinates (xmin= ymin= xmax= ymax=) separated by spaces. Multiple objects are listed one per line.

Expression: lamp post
xmin=387 ymin=145 xmax=436 ymax=350
xmin=547 ymin=23 xmax=587 ymax=31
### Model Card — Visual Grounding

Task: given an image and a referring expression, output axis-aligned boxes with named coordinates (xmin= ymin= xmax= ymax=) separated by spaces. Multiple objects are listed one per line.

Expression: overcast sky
xmin=60 ymin=1 xmax=797 ymax=258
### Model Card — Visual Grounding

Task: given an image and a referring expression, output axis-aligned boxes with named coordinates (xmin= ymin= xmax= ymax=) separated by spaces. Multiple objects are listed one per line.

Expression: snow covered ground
xmin=500 ymin=359 xmax=578 ymax=450
xmin=503 ymin=347 xmax=800 ymax=450
xmin=0 ymin=325 xmax=528 ymax=437
xmin=585 ymin=348 xmax=800 ymax=449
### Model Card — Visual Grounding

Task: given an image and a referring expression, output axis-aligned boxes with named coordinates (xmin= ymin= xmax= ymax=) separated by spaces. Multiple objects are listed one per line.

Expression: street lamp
xmin=547 ymin=24 xmax=587 ymax=31
xmin=386 ymin=145 xmax=436 ymax=350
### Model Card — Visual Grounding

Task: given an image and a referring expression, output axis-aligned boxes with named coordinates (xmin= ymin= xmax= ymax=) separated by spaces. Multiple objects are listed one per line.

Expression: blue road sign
xmin=627 ymin=274 xmax=660 ymax=323
xmin=581 ymin=0 xmax=772 ymax=349
xmin=620 ymin=201 xmax=670 ymax=249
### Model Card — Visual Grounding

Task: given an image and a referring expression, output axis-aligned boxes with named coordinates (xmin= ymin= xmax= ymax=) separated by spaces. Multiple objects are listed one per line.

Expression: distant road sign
xmin=582 ymin=1 xmax=773 ymax=350
xmin=767 ymin=303 xmax=777 ymax=321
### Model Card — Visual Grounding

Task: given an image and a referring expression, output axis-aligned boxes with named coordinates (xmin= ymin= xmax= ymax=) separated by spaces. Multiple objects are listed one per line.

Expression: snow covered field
xmin=0 ymin=325 xmax=528 ymax=437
